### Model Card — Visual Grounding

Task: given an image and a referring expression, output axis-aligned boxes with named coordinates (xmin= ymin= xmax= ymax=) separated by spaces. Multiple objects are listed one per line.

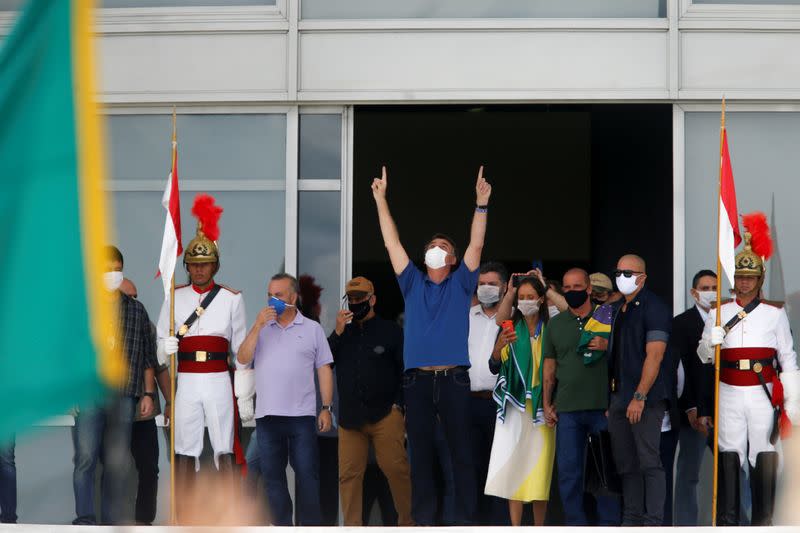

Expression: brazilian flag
xmin=577 ymin=304 xmax=614 ymax=365
xmin=0 ymin=0 xmax=122 ymax=439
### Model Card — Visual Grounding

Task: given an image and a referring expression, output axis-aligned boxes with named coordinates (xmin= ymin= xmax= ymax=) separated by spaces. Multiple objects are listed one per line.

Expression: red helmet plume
xmin=741 ymin=212 xmax=773 ymax=260
xmin=191 ymin=194 xmax=223 ymax=242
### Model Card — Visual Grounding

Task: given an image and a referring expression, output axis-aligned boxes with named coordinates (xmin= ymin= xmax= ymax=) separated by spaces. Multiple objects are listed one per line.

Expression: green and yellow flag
xmin=0 ymin=0 xmax=122 ymax=439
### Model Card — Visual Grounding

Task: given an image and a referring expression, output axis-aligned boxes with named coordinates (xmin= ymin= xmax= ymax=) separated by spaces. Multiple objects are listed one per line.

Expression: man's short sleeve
xmin=542 ymin=323 xmax=556 ymax=360
xmin=645 ymin=296 xmax=671 ymax=344
xmin=453 ymin=260 xmax=480 ymax=293
xmin=397 ymin=262 xmax=422 ymax=298
xmin=314 ymin=322 xmax=334 ymax=369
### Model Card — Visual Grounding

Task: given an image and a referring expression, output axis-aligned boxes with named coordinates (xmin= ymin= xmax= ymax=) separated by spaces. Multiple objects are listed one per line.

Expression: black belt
xmin=720 ymin=357 xmax=774 ymax=371
xmin=411 ymin=366 xmax=467 ymax=377
xmin=177 ymin=351 xmax=229 ymax=362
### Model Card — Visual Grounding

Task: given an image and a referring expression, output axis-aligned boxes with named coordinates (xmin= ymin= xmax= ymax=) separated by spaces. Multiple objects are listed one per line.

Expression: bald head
xmin=618 ymin=254 xmax=646 ymax=273
xmin=563 ymin=268 xmax=590 ymax=289
xmin=120 ymin=278 xmax=138 ymax=298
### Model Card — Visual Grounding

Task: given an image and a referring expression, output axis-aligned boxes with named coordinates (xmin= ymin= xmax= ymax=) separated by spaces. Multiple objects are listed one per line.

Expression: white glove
xmin=780 ymin=369 xmax=800 ymax=425
xmin=710 ymin=326 xmax=726 ymax=346
xmin=235 ymin=369 xmax=256 ymax=422
xmin=238 ymin=398 xmax=254 ymax=423
xmin=156 ymin=336 xmax=180 ymax=366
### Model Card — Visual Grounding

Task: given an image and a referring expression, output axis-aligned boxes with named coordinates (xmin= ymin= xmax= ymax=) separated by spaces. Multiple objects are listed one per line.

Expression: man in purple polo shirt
xmin=237 ymin=273 xmax=334 ymax=526
xmin=371 ymin=165 xmax=492 ymax=525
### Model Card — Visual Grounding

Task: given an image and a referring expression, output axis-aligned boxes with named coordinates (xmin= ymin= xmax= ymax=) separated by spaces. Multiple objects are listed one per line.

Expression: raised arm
xmin=372 ymin=166 xmax=410 ymax=275
xmin=463 ymin=166 xmax=492 ymax=272
xmin=495 ymin=278 xmax=517 ymax=326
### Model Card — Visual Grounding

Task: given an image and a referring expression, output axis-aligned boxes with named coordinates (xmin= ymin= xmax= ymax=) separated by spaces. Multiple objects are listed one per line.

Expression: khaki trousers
xmin=338 ymin=408 xmax=413 ymax=526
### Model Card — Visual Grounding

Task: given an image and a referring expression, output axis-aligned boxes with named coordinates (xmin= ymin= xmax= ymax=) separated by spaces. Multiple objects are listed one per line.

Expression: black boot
xmin=750 ymin=451 xmax=778 ymax=526
xmin=175 ymin=454 xmax=196 ymax=524
xmin=717 ymin=451 xmax=740 ymax=526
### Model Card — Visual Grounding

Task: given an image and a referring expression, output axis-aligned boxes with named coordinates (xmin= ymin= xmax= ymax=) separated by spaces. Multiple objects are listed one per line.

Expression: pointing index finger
xmin=477 ymin=165 xmax=484 ymax=182
xmin=381 ymin=165 xmax=387 ymax=181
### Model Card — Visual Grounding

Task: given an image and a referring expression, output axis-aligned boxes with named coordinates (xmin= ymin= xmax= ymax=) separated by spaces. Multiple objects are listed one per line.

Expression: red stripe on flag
xmin=720 ymin=129 xmax=741 ymax=248
xmin=170 ymin=151 xmax=183 ymax=255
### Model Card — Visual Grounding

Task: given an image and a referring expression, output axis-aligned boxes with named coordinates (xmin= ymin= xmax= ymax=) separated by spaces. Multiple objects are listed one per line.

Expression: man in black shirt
xmin=328 ymin=276 xmax=413 ymax=526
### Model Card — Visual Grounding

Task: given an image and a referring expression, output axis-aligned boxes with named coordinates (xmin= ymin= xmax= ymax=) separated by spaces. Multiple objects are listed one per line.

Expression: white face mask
xmin=517 ymin=299 xmax=541 ymax=317
xmin=695 ymin=290 xmax=716 ymax=310
xmin=477 ymin=285 xmax=501 ymax=305
xmin=616 ymin=274 xmax=640 ymax=296
xmin=424 ymin=246 xmax=449 ymax=270
xmin=104 ymin=271 xmax=124 ymax=291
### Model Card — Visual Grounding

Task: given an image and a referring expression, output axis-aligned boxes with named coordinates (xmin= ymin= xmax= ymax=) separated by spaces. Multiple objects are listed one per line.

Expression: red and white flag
xmin=157 ymin=139 xmax=183 ymax=299
xmin=719 ymin=127 xmax=741 ymax=287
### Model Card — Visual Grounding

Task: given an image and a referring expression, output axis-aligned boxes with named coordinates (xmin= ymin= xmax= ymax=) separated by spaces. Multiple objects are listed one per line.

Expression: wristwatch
xmin=633 ymin=391 xmax=647 ymax=402
xmin=321 ymin=404 xmax=333 ymax=412
xmin=144 ymin=392 xmax=157 ymax=400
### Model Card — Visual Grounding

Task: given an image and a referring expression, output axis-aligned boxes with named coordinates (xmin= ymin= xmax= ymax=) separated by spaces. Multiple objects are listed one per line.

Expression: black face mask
xmin=348 ymin=300 xmax=371 ymax=321
xmin=564 ymin=289 xmax=589 ymax=309
xmin=591 ymin=298 xmax=605 ymax=306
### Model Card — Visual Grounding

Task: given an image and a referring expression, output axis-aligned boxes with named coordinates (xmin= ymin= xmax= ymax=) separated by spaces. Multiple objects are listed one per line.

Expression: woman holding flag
xmin=484 ymin=275 xmax=555 ymax=526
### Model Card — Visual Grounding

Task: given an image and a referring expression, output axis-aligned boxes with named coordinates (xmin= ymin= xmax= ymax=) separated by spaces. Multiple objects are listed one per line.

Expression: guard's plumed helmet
xmin=734 ymin=212 xmax=773 ymax=278
xmin=184 ymin=194 xmax=223 ymax=265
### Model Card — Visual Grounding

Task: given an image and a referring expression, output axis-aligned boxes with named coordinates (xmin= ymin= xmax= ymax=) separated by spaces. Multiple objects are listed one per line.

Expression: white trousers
xmin=175 ymin=371 xmax=234 ymax=469
xmin=718 ymin=382 xmax=781 ymax=468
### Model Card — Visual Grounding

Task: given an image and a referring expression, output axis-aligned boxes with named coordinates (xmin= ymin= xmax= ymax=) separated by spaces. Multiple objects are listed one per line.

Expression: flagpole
xmin=169 ymin=106 xmax=177 ymax=526
xmin=712 ymin=97 xmax=726 ymax=527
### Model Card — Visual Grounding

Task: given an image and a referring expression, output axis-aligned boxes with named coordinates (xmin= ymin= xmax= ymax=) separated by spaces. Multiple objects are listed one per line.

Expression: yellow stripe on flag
xmin=72 ymin=0 xmax=123 ymax=387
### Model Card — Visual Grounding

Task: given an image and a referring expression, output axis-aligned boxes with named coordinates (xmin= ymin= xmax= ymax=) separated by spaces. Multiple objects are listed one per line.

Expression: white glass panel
xmin=685 ymin=111 xmax=800 ymax=344
xmin=107 ymin=114 xmax=286 ymax=181
xmin=298 ymin=191 xmax=341 ymax=333
xmin=299 ymin=114 xmax=342 ymax=179
xmin=302 ymin=0 xmax=664 ymax=19
xmin=113 ymin=190 xmax=285 ymax=326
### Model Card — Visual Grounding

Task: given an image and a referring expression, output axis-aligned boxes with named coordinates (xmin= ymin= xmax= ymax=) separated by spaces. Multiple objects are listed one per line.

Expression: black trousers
xmin=130 ymin=418 xmax=159 ymax=525
xmin=608 ymin=397 xmax=666 ymax=526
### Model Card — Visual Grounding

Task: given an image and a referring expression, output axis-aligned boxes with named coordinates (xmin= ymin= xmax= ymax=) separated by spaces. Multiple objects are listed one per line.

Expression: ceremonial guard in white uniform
xmin=698 ymin=213 xmax=800 ymax=526
xmin=156 ymin=195 xmax=254 ymax=518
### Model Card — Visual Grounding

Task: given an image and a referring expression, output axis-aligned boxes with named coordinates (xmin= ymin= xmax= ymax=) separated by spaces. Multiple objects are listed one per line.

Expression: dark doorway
xmin=352 ymin=104 xmax=673 ymax=321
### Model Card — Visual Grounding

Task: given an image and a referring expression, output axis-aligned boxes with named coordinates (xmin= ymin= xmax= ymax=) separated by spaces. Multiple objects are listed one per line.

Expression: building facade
xmin=2 ymin=0 xmax=800 ymax=524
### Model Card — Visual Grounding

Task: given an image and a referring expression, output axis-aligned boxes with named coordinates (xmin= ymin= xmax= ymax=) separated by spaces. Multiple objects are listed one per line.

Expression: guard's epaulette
xmin=218 ymin=283 xmax=240 ymax=295
xmin=761 ymin=300 xmax=785 ymax=309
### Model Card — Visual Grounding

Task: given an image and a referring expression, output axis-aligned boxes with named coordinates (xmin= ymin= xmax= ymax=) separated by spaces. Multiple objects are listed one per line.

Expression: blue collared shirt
xmin=608 ymin=287 xmax=671 ymax=406
xmin=397 ymin=261 xmax=479 ymax=369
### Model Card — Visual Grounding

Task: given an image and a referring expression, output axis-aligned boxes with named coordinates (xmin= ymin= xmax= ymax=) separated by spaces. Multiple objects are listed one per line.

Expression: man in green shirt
xmin=542 ymin=268 xmax=620 ymax=526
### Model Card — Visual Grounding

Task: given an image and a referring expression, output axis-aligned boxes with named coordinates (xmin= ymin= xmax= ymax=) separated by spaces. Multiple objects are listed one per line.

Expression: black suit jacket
xmin=671 ymin=306 xmax=714 ymax=419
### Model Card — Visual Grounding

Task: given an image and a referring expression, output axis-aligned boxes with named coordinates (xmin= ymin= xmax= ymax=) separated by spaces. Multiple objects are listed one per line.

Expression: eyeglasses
xmin=613 ymin=269 xmax=643 ymax=278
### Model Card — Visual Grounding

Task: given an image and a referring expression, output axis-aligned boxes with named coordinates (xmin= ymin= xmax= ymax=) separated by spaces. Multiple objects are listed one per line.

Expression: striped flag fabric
xmin=719 ymin=126 xmax=741 ymax=287
xmin=157 ymin=131 xmax=183 ymax=299
xmin=0 ymin=0 xmax=122 ymax=438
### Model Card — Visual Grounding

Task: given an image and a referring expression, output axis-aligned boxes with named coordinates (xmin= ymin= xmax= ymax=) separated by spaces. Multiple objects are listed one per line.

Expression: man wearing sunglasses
xmin=607 ymin=255 xmax=671 ymax=526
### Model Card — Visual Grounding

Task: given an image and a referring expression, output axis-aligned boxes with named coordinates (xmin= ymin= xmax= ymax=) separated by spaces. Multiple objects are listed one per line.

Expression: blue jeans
xmin=0 ymin=437 xmax=16 ymax=524
xmin=674 ymin=425 xmax=708 ymax=525
xmin=72 ymin=396 xmax=136 ymax=525
xmin=256 ymin=415 xmax=320 ymax=526
xmin=403 ymin=369 xmax=476 ymax=526
xmin=555 ymin=410 xmax=621 ymax=526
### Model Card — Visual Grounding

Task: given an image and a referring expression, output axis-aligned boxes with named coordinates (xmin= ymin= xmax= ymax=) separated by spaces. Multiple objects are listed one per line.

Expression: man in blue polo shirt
xmin=370 ymin=165 xmax=492 ymax=525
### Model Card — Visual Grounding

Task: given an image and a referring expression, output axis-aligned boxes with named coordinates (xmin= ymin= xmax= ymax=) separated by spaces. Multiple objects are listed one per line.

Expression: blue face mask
xmin=268 ymin=295 xmax=293 ymax=315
